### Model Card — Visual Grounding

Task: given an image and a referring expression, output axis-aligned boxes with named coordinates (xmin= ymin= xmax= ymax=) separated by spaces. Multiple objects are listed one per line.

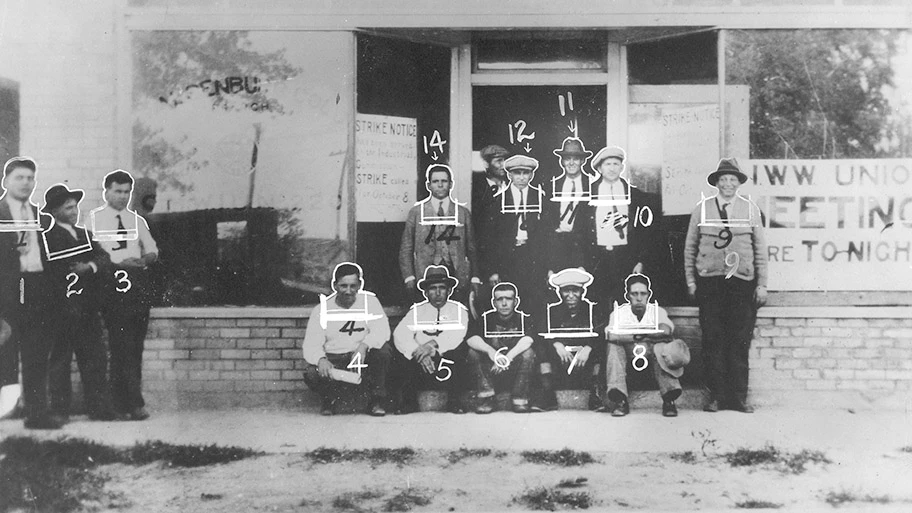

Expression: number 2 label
xmin=66 ymin=272 xmax=83 ymax=298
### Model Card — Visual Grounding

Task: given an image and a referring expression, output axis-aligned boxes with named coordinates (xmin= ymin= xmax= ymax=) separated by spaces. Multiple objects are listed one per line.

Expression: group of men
xmin=0 ymin=157 xmax=159 ymax=429
xmin=305 ymin=138 xmax=768 ymax=417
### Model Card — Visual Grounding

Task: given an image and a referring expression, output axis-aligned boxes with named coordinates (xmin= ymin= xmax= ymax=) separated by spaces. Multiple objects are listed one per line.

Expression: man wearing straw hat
xmin=605 ymin=273 xmax=690 ymax=417
xmin=684 ymin=157 xmax=767 ymax=413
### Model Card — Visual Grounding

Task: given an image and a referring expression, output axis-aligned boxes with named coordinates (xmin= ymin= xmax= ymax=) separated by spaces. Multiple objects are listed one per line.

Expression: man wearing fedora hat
xmin=0 ymin=157 xmax=65 ymax=429
xmin=40 ymin=183 xmax=118 ymax=422
xmin=684 ymin=157 xmax=768 ymax=413
xmin=533 ymin=267 xmax=608 ymax=411
xmin=584 ymin=146 xmax=663 ymax=309
xmin=392 ymin=265 xmax=469 ymax=414
xmin=545 ymin=137 xmax=596 ymax=274
xmin=605 ymin=273 xmax=689 ymax=417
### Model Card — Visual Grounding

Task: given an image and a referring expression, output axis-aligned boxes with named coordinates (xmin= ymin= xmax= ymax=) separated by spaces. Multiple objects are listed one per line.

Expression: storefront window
xmin=474 ymin=37 xmax=607 ymax=71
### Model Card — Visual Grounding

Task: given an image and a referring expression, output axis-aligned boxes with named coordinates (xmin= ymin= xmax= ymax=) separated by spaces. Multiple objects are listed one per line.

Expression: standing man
xmin=393 ymin=265 xmax=469 ymax=414
xmin=545 ymin=137 xmax=595 ymax=273
xmin=301 ymin=262 xmax=392 ymax=416
xmin=90 ymin=170 xmax=159 ymax=421
xmin=605 ymin=273 xmax=690 ymax=417
xmin=684 ymin=158 xmax=768 ymax=413
xmin=472 ymin=145 xmax=510 ymax=312
xmin=465 ymin=282 xmax=535 ymax=414
xmin=586 ymin=146 xmax=663 ymax=307
xmin=41 ymin=184 xmax=117 ymax=421
xmin=400 ymin=164 xmax=479 ymax=306
xmin=0 ymin=157 xmax=60 ymax=429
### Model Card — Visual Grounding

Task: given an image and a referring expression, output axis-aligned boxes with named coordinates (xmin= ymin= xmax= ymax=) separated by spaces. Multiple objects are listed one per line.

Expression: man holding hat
xmin=40 ymin=183 xmax=118 ymax=421
xmin=533 ymin=267 xmax=608 ymax=411
xmin=605 ymin=273 xmax=689 ymax=417
xmin=545 ymin=137 xmax=595 ymax=273
xmin=584 ymin=146 xmax=663 ymax=309
xmin=0 ymin=157 xmax=62 ymax=429
xmin=393 ymin=265 xmax=469 ymax=414
xmin=684 ymin=157 xmax=768 ymax=413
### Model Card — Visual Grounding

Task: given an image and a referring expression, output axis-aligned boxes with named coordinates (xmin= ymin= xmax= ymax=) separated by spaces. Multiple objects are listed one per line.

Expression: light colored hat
xmin=654 ymin=339 xmax=691 ymax=378
xmin=504 ymin=155 xmax=539 ymax=174
xmin=591 ymin=146 xmax=627 ymax=170
xmin=548 ymin=268 xmax=594 ymax=289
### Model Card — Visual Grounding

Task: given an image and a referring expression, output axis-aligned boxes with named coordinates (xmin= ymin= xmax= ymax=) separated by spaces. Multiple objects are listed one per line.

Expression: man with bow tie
xmin=585 ymin=146 xmax=663 ymax=309
xmin=40 ymin=183 xmax=118 ymax=422
xmin=399 ymin=164 xmax=479 ymax=305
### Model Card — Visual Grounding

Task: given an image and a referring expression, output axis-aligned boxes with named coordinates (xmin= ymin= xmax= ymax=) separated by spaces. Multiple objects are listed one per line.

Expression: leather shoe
xmin=512 ymin=402 xmax=530 ymax=414
xmin=369 ymin=403 xmax=386 ymax=417
xmin=731 ymin=400 xmax=754 ymax=413
xmin=703 ymin=399 xmax=719 ymax=412
xmin=320 ymin=398 xmax=335 ymax=416
xmin=475 ymin=396 xmax=494 ymax=414
xmin=129 ymin=407 xmax=150 ymax=421
xmin=24 ymin=415 xmax=64 ymax=430
xmin=662 ymin=400 xmax=678 ymax=417
xmin=447 ymin=401 xmax=467 ymax=414
xmin=610 ymin=399 xmax=629 ymax=417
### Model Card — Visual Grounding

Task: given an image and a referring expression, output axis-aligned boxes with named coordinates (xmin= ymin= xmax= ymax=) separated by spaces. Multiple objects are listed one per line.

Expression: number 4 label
xmin=347 ymin=352 xmax=368 ymax=376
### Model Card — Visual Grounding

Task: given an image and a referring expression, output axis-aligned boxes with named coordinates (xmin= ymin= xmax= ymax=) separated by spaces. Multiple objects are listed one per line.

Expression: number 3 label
xmin=114 ymin=270 xmax=132 ymax=293
xmin=66 ymin=272 xmax=83 ymax=298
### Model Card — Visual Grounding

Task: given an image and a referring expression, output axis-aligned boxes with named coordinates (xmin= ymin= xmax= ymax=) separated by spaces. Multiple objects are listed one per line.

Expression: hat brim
xmin=41 ymin=190 xmax=84 ymax=213
xmin=418 ymin=277 xmax=457 ymax=291
xmin=592 ymin=155 xmax=625 ymax=170
xmin=654 ymin=342 xmax=685 ymax=378
xmin=553 ymin=149 xmax=594 ymax=159
xmin=707 ymin=170 xmax=748 ymax=186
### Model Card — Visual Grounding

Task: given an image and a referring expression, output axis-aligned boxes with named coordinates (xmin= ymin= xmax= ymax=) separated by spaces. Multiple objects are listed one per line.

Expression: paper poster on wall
xmin=355 ymin=113 xmax=417 ymax=222
xmin=747 ymin=159 xmax=911 ymax=291
xmin=661 ymin=104 xmax=720 ymax=215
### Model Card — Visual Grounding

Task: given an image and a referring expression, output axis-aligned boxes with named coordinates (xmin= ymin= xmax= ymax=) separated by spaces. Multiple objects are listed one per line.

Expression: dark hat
xmin=553 ymin=137 xmax=593 ymax=159
xmin=707 ymin=158 xmax=748 ymax=186
xmin=417 ymin=265 xmax=458 ymax=291
xmin=41 ymin=183 xmax=84 ymax=213
xmin=504 ymin=155 xmax=539 ymax=174
xmin=591 ymin=146 xmax=627 ymax=170
xmin=480 ymin=145 xmax=510 ymax=162
xmin=654 ymin=339 xmax=691 ymax=378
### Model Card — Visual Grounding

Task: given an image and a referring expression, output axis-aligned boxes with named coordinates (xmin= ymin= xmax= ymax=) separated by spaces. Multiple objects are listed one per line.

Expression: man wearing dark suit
xmin=489 ymin=155 xmax=549 ymax=319
xmin=471 ymin=145 xmax=510 ymax=313
xmin=584 ymin=146 xmax=663 ymax=308
xmin=0 ymin=156 xmax=61 ymax=429
xmin=41 ymin=184 xmax=118 ymax=421
xmin=544 ymin=137 xmax=596 ymax=274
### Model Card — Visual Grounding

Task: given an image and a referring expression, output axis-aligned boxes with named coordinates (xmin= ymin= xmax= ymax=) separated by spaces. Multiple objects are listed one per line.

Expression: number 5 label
xmin=436 ymin=357 xmax=454 ymax=382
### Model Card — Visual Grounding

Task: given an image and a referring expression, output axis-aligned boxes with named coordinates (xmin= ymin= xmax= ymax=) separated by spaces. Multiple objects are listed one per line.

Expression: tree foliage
xmin=727 ymin=29 xmax=906 ymax=159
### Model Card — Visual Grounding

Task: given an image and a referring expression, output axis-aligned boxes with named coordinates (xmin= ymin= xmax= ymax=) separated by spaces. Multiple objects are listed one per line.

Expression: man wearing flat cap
xmin=488 ymin=155 xmax=549 ymax=318
xmin=472 ymin=145 xmax=510 ymax=314
xmin=41 ymin=184 xmax=118 ymax=422
xmin=400 ymin=164 xmax=479 ymax=306
xmin=545 ymin=137 xmax=596 ymax=274
xmin=605 ymin=273 xmax=689 ymax=417
xmin=684 ymin=157 xmax=767 ymax=413
xmin=533 ymin=268 xmax=608 ymax=411
xmin=584 ymin=146 xmax=663 ymax=309
xmin=393 ymin=265 xmax=469 ymax=414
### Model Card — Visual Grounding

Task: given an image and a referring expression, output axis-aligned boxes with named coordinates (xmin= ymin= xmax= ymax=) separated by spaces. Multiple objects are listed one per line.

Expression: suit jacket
xmin=583 ymin=180 xmax=663 ymax=273
xmin=0 ymin=199 xmax=49 ymax=315
xmin=471 ymin=173 xmax=504 ymax=280
xmin=399 ymin=199 xmax=477 ymax=288
xmin=41 ymin=222 xmax=112 ymax=311
xmin=487 ymin=185 xmax=548 ymax=276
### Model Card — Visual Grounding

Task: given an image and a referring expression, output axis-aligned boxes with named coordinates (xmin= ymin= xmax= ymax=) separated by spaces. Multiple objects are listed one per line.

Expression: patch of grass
xmin=200 ymin=493 xmax=223 ymax=501
xmin=447 ymin=447 xmax=491 ymax=464
xmin=724 ymin=445 xmax=830 ymax=474
xmin=556 ymin=477 xmax=588 ymax=488
xmin=382 ymin=488 xmax=433 ymax=512
xmin=333 ymin=490 xmax=385 ymax=512
xmin=513 ymin=486 xmax=592 ymax=511
xmin=521 ymin=448 xmax=595 ymax=467
xmin=128 ymin=440 xmax=263 ymax=468
xmin=736 ymin=499 xmax=782 ymax=509
xmin=670 ymin=451 xmax=698 ymax=464
xmin=307 ymin=447 xmax=417 ymax=466
xmin=824 ymin=490 xmax=892 ymax=507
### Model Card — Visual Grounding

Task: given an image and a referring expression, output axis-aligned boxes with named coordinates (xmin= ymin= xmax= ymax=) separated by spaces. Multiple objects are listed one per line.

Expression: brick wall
xmin=67 ymin=306 xmax=902 ymax=411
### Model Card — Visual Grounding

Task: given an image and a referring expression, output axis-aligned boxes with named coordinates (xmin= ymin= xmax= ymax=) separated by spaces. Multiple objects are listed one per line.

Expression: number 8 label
xmin=632 ymin=344 xmax=648 ymax=371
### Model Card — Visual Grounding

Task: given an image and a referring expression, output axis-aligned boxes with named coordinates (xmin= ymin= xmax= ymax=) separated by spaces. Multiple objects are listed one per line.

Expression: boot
xmin=531 ymin=373 xmax=558 ymax=412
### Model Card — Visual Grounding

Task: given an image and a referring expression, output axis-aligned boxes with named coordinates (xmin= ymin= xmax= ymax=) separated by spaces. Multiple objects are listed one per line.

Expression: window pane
xmin=475 ymin=39 xmax=606 ymax=71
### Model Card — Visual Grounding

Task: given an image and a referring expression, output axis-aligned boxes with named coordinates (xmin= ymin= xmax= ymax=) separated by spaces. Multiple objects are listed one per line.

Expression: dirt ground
xmin=89 ymin=445 xmax=912 ymax=512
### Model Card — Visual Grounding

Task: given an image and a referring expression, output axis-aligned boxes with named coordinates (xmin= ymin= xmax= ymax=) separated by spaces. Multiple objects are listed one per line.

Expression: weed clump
xmin=514 ymin=486 xmax=592 ymax=511
xmin=824 ymin=490 xmax=891 ymax=507
xmin=670 ymin=451 xmax=698 ymax=464
xmin=521 ymin=448 xmax=596 ymax=467
xmin=382 ymin=488 xmax=433 ymax=512
xmin=307 ymin=447 xmax=417 ymax=466
xmin=128 ymin=440 xmax=263 ymax=468
xmin=736 ymin=499 xmax=782 ymax=509
xmin=724 ymin=445 xmax=830 ymax=474
xmin=446 ymin=447 xmax=491 ymax=464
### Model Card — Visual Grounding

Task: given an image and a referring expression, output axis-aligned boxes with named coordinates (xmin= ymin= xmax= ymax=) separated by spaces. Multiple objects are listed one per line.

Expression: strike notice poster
xmin=355 ymin=113 xmax=418 ymax=222
xmin=746 ymin=159 xmax=912 ymax=291
xmin=661 ymin=104 xmax=721 ymax=215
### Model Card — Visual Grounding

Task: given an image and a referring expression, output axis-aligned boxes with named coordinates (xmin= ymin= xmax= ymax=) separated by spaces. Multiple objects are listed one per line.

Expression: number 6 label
xmin=114 ymin=270 xmax=132 ymax=293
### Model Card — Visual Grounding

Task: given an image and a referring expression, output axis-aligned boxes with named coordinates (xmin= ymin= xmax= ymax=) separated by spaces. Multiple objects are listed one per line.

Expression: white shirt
xmin=393 ymin=300 xmax=467 ymax=358
xmin=510 ymin=185 xmax=529 ymax=244
xmin=301 ymin=292 xmax=390 ymax=365
xmin=608 ymin=303 xmax=674 ymax=333
xmin=431 ymin=197 xmax=451 ymax=216
xmin=6 ymin=197 xmax=43 ymax=272
xmin=89 ymin=205 xmax=158 ymax=264
xmin=556 ymin=175 xmax=583 ymax=233
xmin=595 ymin=201 xmax=628 ymax=250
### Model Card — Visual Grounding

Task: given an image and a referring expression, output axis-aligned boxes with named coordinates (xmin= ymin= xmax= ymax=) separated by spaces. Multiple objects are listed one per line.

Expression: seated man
xmin=302 ymin=262 xmax=392 ymax=417
xmin=393 ymin=265 xmax=469 ymax=414
xmin=605 ymin=273 xmax=691 ymax=417
xmin=465 ymin=282 xmax=535 ymax=414
xmin=533 ymin=268 xmax=608 ymax=412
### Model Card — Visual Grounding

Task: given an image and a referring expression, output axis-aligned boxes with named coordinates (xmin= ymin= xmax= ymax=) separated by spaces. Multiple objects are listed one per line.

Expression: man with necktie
xmin=0 ymin=156 xmax=61 ymax=429
xmin=399 ymin=164 xmax=479 ymax=306
xmin=471 ymin=145 xmax=510 ymax=313
xmin=684 ymin=158 xmax=767 ymax=413
xmin=90 ymin=170 xmax=159 ymax=421
xmin=545 ymin=137 xmax=596 ymax=274
xmin=40 ymin=184 xmax=117 ymax=422
xmin=585 ymin=146 xmax=663 ymax=309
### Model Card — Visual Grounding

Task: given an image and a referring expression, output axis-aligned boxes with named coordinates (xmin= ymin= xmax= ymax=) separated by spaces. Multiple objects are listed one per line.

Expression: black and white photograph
xmin=0 ymin=1 xmax=911 ymax=511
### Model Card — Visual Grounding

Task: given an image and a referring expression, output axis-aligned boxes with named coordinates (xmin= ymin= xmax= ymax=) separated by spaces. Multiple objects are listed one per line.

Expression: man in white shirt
xmin=393 ymin=265 xmax=469 ymax=414
xmin=90 ymin=170 xmax=159 ymax=421
xmin=0 ymin=157 xmax=62 ymax=429
xmin=605 ymin=273 xmax=690 ymax=417
xmin=302 ymin=262 xmax=392 ymax=416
